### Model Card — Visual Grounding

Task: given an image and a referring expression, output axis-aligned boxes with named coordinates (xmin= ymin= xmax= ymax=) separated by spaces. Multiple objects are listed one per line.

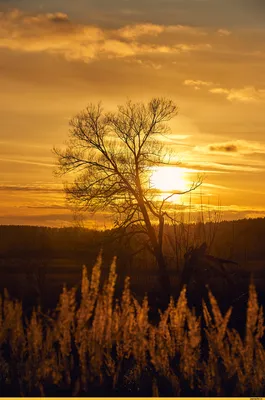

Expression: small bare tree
xmin=54 ymin=98 xmax=201 ymax=296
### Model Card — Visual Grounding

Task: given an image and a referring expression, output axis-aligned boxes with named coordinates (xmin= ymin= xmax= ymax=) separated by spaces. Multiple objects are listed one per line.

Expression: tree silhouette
xmin=54 ymin=97 xmax=201 ymax=295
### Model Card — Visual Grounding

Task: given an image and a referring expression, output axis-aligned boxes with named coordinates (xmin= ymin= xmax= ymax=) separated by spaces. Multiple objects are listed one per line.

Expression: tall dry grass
xmin=0 ymin=254 xmax=264 ymax=396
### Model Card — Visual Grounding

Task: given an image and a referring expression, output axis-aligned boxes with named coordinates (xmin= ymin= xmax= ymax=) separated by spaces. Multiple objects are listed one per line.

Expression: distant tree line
xmin=1 ymin=217 xmax=265 ymax=263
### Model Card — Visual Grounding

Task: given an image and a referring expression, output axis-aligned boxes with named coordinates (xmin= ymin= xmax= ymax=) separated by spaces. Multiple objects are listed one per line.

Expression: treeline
xmin=0 ymin=225 xmax=107 ymax=259
xmin=163 ymin=217 xmax=265 ymax=263
xmin=0 ymin=217 xmax=265 ymax=263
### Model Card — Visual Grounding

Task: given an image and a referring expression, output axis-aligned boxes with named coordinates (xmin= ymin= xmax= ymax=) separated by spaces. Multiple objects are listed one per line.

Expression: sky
xmin=0 ymin=0 xmax=265 ymax=227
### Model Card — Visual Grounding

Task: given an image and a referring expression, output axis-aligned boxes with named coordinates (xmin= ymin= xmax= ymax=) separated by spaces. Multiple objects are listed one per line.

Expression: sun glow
xmin=150 ymin=167 xmax=188 ymax=195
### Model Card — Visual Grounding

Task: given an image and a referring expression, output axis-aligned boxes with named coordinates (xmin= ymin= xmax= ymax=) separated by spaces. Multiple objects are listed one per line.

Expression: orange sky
xmin=0 ymin=1 xmax=265 ymax=227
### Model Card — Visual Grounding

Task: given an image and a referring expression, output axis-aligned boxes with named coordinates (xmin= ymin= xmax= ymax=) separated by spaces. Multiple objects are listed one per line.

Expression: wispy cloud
xmin=209 ymin=86 xmax=265 ymax=103
xmin=117 ymin=23 xmax=207 ymax=39
xmin=194 ymin=140 xmax=265 ymax=159
xmin=0 ymin=212 xmax=73 ymax=226
xmin=217 ymin=28 xmax=232 ymax=36
xmin=183 ymin=79 xmax=214 ymax=90
xmin=184 ymin=77 xmax=265 ymax=103
xmin=0 ymin=185 xmax=62 ymax=193
xmin=117 ymin=23 xmax=164 ymax=39
xmin=205 ymin=140 xmax=265 ymax=155
xmin=0 ymin=209 xmax=111 ymax=228
xmin=209 ymin=143 xmax=237 ymax=153
xmin=181 ymin=160 xmax=264 ymax=173
xmin=23 ymin=204 xmax=67 ymax=209
xmin=0 ymin=157 xmax=55 ymax=168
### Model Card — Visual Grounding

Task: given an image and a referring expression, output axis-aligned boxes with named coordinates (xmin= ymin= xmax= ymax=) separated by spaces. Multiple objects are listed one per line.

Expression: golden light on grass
xmin=0 ymin=255 xmax=264 ymax=396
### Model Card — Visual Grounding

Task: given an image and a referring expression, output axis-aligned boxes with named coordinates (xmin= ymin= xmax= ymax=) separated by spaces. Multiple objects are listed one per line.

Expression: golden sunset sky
xmin=0 ymin=0 xmax=265 ymax=227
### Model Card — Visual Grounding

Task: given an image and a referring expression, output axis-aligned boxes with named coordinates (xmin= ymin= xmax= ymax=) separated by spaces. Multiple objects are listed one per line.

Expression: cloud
xmin=200 ymin=140 xmax=265 ymax=156
xmin=210 ymin=88 xmax=229 ymax=95
xmin=0 ymin=157 xmax=55 ymax=168
xmin=209 ymin=143 xmax=238 ymax=152
xmin=183 ymin=79 xmax=214 ymax=90
xmin=117 ymin=23 xmax=164 ymax=39
xmin=164 ymin=201 xmax=265 ymax=222
xmin=209 ymin=86 xmax=265 ymax=103
xmin=212 ymin=206 xmax=265 ymax=221
xmin=180 ymin=160 xmax=263 ymax=173
xmin=0 ymin=9 xmax=212 ymax=62
xmin=183 ymin=79 xmax=265 ymax=103
xmin=24 ymin=205 xmax=67 ymax=209
xmin=166 ymin=25 xmax=207 ymax=36
xmin=0 ymin=212 xmax=73 ymax=227
xmin=117 ymin=23 xmax=207 ymax=39
xmin=101 ymin=40 xmax=182 ymax=57
xmin=175 ymin=43 xmax=211 ymax=52
xmin=0 ymin=185 xmax=62 ymax=193
xmin=217 ymin=29 xmax=232 ymax=36
xmin=0 ymin=208 xmax=111 ymax=228
xmin=0 ymin=9 xmax=103 ymax=61
xmin=124 ymin=58 xmax=162 ymax=69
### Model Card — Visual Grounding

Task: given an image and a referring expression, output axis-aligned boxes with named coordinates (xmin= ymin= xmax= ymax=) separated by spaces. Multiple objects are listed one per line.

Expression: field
xmin=1 ymin=220 xmax=265 ymax=396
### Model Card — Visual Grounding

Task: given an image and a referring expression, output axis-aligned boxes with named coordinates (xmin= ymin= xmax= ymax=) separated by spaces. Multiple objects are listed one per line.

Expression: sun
xmin=150 ymin=166 xmax=188 ymax=194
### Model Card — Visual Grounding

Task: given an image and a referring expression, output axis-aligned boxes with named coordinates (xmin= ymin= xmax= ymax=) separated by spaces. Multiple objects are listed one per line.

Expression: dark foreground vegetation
xmin=1 ymin=219 xmax=265 ymax=309
xmin=0 ymin=254 xmax=265 ymax=397
xmin=1 ymin=219 xmax=265 ymax=396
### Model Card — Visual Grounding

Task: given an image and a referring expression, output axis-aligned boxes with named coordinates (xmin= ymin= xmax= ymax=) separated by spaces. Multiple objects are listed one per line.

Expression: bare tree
xmin=54 ymin=98 xmax=201 ymax=296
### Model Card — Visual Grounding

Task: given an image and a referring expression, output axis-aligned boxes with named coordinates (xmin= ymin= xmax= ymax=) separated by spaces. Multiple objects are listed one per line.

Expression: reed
xmin=0 ymin=255 xmax=264 ymax=396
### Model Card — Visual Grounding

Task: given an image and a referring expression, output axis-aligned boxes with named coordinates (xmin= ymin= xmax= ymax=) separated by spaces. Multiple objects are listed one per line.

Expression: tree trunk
xmin=153 ymin=244 xmax=171 ymax=301
xmin=137 ymin=199 xmax=171 ymax=299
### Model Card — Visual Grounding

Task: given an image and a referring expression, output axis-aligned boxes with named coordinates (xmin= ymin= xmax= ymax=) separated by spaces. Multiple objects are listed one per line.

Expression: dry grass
xmin=0 ymin=254 xmax=265 ymax=396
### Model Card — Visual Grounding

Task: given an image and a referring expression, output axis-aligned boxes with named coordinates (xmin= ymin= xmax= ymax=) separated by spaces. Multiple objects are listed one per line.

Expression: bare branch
xmin=54 ymin=97 xmax=202 ymax=295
